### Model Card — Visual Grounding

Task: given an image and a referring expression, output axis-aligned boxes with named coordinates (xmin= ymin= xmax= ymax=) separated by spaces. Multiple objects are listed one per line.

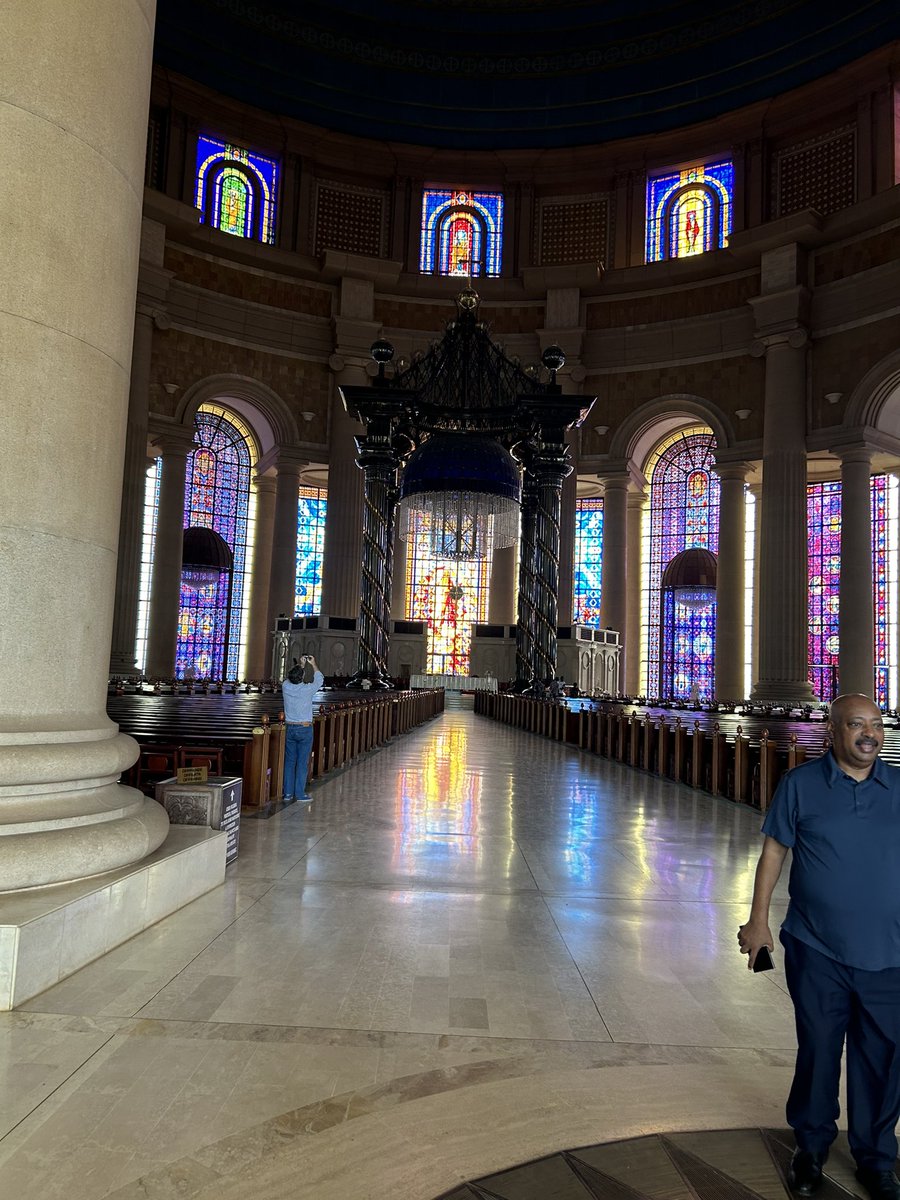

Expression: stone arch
xmin=843 ymin=349 xmax=900 ymax=438
xmin=176 ymin=374 xmax=301 ymax=460
xmin=608 ymin=394 xmax=734 ymax=476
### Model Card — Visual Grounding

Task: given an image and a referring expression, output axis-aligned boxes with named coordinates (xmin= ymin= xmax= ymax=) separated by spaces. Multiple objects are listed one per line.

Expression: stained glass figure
xmin=195 ymin=135 xmax=278 ymax=244
xmin=420 ymin=189 xmax=503 ymax=277
xmin=574 ymin=497 xmax=603 ymax=627
xmin=177 ymin=405 xmax=255 ymax=679
xmin=405 ymin=509 xmax=489 ymax=674
xmin=295 ymin=486 xmax=327 ymax=615
xmin=806 ymin=481 xmax=842 ymax=702
xmin=642 ymin=429 xmax=720 ymax=698
xmin=646 ymin=161 xmax=733 ymax=262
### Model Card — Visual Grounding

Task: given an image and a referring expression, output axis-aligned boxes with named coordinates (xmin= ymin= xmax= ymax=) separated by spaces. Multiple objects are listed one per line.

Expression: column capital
xmin=257 ymin=447 xmax=309 ymax=476
xmin=830 ymin=440 xmax=876 ymax=467
xmin=749 ymin=326 xmax=809 ymax=357
xmin=252 ymin=472 xmax=278 ymax=495
xmin=148 ymin=423 xmax=194 ymax=458
xmin=626 ymin=489 xmax=648 ymax=510
xmin=598 ymin=462 xmax=646 ymax=492
xmin=712 ymin=458 xmax=754 ymax=482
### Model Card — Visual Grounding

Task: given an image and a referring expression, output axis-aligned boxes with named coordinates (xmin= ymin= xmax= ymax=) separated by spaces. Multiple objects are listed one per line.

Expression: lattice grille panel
xmin=538 ymin=194 xmax=611 ymax=266
xmin=774 ymin=127 xmax=856 ymax=218
xmin=314 ymin=183 xmax=386 ymax=257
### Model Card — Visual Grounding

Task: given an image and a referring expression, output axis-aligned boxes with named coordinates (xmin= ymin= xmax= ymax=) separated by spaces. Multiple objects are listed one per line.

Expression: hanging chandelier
xmin=181 ymin=525 xmax=233 ymax=592
xmin=398 ymin=431 xmax=521 ymax=560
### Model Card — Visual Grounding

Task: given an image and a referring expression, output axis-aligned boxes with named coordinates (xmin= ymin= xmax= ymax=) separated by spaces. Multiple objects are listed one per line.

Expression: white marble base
xmin=0 ymin=826 xmax=227 ymax=1010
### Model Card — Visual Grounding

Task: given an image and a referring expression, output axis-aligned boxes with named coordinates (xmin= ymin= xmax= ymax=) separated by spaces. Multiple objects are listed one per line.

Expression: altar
xmin=410 ymin=673 xmax=498 ymax=692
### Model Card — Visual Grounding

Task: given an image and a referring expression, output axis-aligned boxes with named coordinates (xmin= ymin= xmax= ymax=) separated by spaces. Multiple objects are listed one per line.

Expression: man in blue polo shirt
xmin=281 ymin=654 xmax=324 ymax=802
xmin=739 ymin=694 xmax=900 ymax=1200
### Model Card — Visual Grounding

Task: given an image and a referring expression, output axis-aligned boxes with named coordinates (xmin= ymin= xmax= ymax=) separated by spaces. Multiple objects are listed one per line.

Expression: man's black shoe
xmin=789 ymin=1150 xmax=825 ymax=1195
xmin=855 ymin=1168 xmax=900 ymax=1200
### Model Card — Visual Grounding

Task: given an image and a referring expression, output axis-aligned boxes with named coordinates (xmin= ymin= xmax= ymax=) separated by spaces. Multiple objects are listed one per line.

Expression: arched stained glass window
xmin=295 ymin=486 xmax=327 ymax=616
xmin=195 ymin=135 xmax=278 ymax=244
xmin=177 ymin=405 xmax=256 ymax=679
xmin=806 ymin=474 xmax=899 ymax=705
xmin=646 ymin=161 xmax=733 ymax=262
xmin=641 ymin=429 xmax=720 ymax=697
xmin=420 ymin=188 xmax=503 ymax=277
xmin=573 ymin=497 xmax=603 ymax=627
xmin=405 ymin=510 xmax=490 ymax=675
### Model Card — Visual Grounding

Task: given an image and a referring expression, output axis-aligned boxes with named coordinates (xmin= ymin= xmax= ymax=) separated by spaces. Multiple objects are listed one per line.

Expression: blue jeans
xmin=283 ymin=724 xmax=314 ymax=798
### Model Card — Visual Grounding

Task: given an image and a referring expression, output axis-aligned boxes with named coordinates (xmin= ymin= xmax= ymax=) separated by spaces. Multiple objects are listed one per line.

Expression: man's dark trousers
xmin=782 ymin=931 xmax=900 ymax=1169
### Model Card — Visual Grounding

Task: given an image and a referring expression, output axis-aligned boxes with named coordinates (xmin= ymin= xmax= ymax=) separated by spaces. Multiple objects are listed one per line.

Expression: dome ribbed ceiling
xmin=153 ymin=1 xmax=900 ymax=149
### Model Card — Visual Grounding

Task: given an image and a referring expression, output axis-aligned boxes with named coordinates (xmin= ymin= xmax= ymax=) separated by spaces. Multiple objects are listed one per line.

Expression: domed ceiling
xmin=153 ymin=0 xmax=900 ymax=149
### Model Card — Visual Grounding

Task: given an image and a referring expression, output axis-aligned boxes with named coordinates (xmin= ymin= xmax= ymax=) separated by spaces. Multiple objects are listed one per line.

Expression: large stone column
xmin=244 ymin=473 xmax=276 ymax=679
xmin=0 ymin=0 xmax=169 ymax=889
xmin=714 ymin=461 xmax=751 ymax=701
xmin=837 ymin=444 xmax=875 ymax=697
xmin=749 ymin=247 xmax=817 ymax=703
xmin=265 ymin=452 xmax=306 ymax=636
xmin=109 ymin=226 xmax=172 ymax=675
xmin=489 ymin=545 xmax=517 ymax=626
xmin=145 ymin=428 xmax=194 ymax=678
xmin=320 ymin=368 xmax=366 ymax=618
xmin=557 ymin=440 xmax=578 ymax=626
xmin=625 ymin=490 xmax=647 ymax=695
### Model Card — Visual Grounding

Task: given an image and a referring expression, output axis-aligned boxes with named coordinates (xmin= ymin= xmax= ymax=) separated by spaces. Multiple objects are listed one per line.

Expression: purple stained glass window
xmin=177 ymin=409 xmax=252 ymax=679
xmin=645 ymin=431 xmax=720 ymax=698
xmin=295 ymin=486 xmax=327 ymax=615
xmin=661 ymin=590 xmax=716 ymax=701
xmin=574 ymin=497 xmax=603 ymax=627
xmin=419 ymin=188 xmax=503 ymax=277
xmin=806 ymin=481 xmax=842 ymax=702
xmin=872 ymin=474 xmax=890 ymax=708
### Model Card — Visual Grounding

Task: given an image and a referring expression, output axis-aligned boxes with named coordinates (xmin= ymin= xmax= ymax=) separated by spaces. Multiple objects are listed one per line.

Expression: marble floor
xmin=0 ymin=696 xmax=824 ymax=1199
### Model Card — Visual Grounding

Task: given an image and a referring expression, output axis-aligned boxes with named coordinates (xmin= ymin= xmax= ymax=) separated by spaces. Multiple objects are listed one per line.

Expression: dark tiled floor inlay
xmin=437 ymin=1129 xmax=879 ymax=1200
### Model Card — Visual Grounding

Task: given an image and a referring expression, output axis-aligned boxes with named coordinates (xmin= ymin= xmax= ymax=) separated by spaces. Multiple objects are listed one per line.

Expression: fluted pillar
xmin=750 ymin=332 xmax=817 ymax=702
xmin=321 ymin=365 xmax=367 ymax=617
xmin=145 ymin=429 xmax=194 ymax=678
xmin=391 ymin=523 xmax=409 ymax=620
xmin=489 ymin=545 xmax=517 ymax=626
xmin=838 ymin=445 xmax=875 ymax=697
xmin=244 ymin=473 xmax=276 ymax=679
xmin=266 ymin=453 xmax=306 ymax=636
xmin=0 ymin=0 xmax=169 ymax=890
xmin=625 ymin=490 xmax=647 ymax=695
xmin=749 ymin=481 xmax=762 ymax=689
xmin=714 ymin=461 xmax=751 ymax=701
xmin=599 ymin=474 xmax=629 ymax=642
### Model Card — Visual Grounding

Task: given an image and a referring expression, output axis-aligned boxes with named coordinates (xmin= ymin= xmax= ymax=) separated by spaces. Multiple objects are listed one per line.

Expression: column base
xmin=749 ymin=679 xmax=820 ymax=705
xmin=109 ymin=651 xmax=140 ymax=676
xmin=0 ymin=825 xmax=226 ymax=1009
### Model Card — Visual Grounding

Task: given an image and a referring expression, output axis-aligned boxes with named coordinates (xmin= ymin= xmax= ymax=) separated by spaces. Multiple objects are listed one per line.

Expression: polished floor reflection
xmin=0 ymin=697 xmax=812 ymax=1199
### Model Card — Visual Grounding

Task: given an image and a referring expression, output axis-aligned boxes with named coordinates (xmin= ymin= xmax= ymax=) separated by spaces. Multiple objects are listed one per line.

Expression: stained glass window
xmin=419 ymin=188 xmax=504 ymax=277
xmin=573 ymin=497 xmax=603 ymax=627
xmin=641 ymin=429 xmax=720 ymax=697
xmin=135 ymin=459 xmax=161 ymax=673
xmin=661 ymin=590 xmax=716 ymax=701
xmin=872 ymin=474 xmax=899 ymax=708
xmin=195 ymin=135 xmax=278 ymax=244
xmin=177 ymin=405 xmax=256 ymax=679
xmin=405 ymin=510 xmax=490 ymax=674
xmin=646 ymin=161 xmax=733 ymax=262
xmin=295 ymin=486 xmax=327 ymax=616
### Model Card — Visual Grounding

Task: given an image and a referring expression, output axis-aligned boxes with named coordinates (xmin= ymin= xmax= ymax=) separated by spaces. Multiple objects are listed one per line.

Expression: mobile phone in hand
xmin=753 ymin=945 xmax=775 ymax=972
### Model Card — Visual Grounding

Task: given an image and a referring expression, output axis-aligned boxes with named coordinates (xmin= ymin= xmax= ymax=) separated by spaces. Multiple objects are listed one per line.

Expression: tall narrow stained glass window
xmin=134 ymin=459 xmax=161 ymax=673
xmin=295 ymin=486 xmax=327 ymax=616
xmin=806 ymin=474 xmax=899 ymax=705
xmin=419 ymin=189 xmax=503 ymax=277
xmin=573 ymin=497 xmax=604 ymax=627
xmin=195 ymin=135 xmax=279 ymax=244
xmin=177 ymin=405 xmax=256 ymax=679
xmin=405 ymin=510 xmax=490 ymax=675
xmin=646 ymin=161 xmax=733 ymax=262
xmin=641 ymin=429 xmax=720 ymax=697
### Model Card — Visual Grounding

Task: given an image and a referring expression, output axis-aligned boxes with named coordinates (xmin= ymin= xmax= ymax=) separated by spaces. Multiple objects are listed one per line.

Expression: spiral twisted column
xmin=530 ymin=442 xmax=571 ymax=686
xmin=351 ymin=428 xmax=398 ymax=688
xmin=514 ymin=470 xmax=540 ymax=689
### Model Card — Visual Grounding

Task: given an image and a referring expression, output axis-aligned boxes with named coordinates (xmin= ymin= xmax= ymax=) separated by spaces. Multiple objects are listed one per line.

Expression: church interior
xmin=3 ymin=1 xmax=900 ymax=1196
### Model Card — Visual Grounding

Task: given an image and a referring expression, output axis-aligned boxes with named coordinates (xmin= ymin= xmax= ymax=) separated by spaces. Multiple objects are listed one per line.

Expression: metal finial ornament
xmin=370 ymin=339 xmax=395 ymax=381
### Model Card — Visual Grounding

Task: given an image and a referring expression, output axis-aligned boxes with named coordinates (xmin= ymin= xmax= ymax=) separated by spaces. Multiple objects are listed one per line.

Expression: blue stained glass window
xmin=295 ymin=486 xmax=327 ymax=615
xmin=646 ymin=161 xmax=733 ymax=262
xmin=195 ymin=135 xmax=279 ymax=244
xmin=177 ymin=406 xmax=256 ymax=679
xmin=574 ymin=497 xmax=603 ymax=627
xmin=419 ymin=188 xmax=503 ymax=277
xmin=643 ymin=429 xmax=720 ymax=698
